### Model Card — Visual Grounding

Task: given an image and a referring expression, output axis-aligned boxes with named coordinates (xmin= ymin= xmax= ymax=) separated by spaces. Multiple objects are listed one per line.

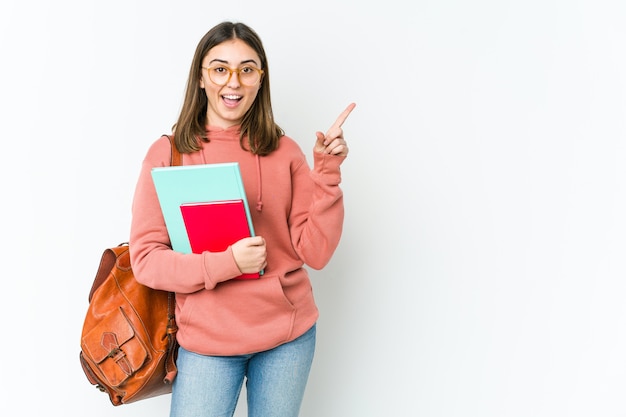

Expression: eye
xmin=212 ymin=66 xmax=228 ymax=74
xmin=240 ymin=66 xmax=255 ymax=74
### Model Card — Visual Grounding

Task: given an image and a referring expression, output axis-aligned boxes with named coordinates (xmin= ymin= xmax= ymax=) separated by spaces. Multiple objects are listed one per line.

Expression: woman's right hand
xmin=313 ymin=102 xmax=355 ymax=156
xmin=231 ymin=236 xmax=267 ymax=274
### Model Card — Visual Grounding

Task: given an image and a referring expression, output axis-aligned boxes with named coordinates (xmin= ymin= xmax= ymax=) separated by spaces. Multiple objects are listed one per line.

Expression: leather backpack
xmin=79 ymin=136 xmax=180 ymax=405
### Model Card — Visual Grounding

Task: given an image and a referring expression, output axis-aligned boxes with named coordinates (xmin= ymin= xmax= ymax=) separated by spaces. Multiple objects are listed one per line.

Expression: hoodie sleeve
xmin=288 ymin=151 xmax=346 ymax=270
xmin=128 ymin=136 xmax=245 ymax=292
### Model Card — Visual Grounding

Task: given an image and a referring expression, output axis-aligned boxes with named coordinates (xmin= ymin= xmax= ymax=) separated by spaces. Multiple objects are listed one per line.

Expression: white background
xmin=2 ymin=0 xmax=626 ymax=416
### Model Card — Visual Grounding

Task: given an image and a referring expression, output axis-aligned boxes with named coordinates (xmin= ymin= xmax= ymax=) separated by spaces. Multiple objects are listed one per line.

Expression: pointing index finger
xmin=330 ymin=102 xmax=356 ymax=130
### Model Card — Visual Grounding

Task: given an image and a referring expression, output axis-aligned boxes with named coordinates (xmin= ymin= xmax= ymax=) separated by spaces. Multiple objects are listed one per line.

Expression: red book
xmin=180 ymin=199 xmax=259 ymax=279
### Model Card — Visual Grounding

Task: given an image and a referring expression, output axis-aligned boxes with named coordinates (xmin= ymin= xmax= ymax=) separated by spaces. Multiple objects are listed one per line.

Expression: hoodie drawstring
xmin=255 ymin=154 xmax=263 ymax=211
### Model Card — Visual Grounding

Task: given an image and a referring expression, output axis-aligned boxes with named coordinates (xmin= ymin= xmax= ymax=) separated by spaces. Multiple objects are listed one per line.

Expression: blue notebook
xmin=151 ymin=162 xmax=256 ymax=254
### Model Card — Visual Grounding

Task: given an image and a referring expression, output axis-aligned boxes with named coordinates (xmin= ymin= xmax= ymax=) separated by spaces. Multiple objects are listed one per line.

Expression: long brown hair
xmin=172 ymin=22 xmax=283 ymax=155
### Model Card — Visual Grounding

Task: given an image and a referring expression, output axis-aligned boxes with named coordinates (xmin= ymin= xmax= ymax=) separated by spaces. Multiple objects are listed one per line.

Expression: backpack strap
xmin=160 ymin=134 xmax=181 ymax=383
xmin=164 ymin=134 xmax=182 ymax=166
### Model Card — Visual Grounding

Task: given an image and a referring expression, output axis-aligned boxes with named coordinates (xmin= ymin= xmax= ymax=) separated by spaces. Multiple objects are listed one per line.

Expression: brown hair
xmin=172 ymin=21 xmax=283 ymax=155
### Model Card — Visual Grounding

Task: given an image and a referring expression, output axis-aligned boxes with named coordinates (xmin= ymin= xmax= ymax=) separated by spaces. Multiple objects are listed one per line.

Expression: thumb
xmin=249 ymin=236 xmax=265 ymax=246
xmin=314 ymin=131 xmax=326 ymax=152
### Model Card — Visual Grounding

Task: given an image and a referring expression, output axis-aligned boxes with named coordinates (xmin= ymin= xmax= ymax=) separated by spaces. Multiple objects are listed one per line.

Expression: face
xmin=200 ymin=38 xmax=262 ymax=129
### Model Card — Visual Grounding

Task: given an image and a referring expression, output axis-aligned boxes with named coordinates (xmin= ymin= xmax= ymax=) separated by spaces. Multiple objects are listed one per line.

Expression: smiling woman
xmin=128 ymin=20 xmax=355 ymax=417
xmin=10 ymin=1 xmax=626 ymax=416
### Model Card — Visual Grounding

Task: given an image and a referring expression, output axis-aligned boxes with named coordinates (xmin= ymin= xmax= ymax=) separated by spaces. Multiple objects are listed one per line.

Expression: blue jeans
xmin=170 ymin=324 xmax=316 ymax=417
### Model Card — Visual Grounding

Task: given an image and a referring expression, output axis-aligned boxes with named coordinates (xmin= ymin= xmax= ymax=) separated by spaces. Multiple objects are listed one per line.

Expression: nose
xmin=226 ymin=70 xmax=241 ymax=88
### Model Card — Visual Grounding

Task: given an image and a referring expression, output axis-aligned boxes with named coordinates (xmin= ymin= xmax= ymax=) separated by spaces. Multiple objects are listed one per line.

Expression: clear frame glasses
xmin=203 ymin=65 xmax=264 ymax=86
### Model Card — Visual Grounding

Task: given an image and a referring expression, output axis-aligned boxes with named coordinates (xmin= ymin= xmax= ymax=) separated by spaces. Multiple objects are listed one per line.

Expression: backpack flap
xmin=81 ymin=307 xmax=149 ymax=387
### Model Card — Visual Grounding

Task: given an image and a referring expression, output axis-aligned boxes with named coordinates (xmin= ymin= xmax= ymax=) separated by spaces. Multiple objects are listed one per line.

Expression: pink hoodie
xmin=129 ymin=126 xmax=345 ymax=355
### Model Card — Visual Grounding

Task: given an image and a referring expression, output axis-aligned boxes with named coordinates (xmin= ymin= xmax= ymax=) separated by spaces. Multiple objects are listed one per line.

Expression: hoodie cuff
xmin=312 ymin=152 xmax=346 ymax=185
xmin=202 ymin=247 xmax=244 ymax=289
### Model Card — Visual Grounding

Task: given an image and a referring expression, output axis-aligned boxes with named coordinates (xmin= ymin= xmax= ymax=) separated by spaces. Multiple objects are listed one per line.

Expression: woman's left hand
xmin=314 ymin=103 xmax=356 ymax=157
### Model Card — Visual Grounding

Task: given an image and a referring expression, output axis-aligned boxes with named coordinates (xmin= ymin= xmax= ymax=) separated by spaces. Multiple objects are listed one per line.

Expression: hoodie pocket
xmin=176 ymin=273 xmax=298 ymax=353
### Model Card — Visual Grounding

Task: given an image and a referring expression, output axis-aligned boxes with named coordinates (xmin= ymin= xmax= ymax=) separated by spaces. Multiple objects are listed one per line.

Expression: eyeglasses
xmin=202 ymin=65 xmax=264 ymax=86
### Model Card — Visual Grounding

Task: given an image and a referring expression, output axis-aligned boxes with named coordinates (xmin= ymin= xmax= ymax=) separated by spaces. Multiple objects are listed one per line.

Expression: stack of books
xmin=151 ymin=162 xmax=260 ymax=279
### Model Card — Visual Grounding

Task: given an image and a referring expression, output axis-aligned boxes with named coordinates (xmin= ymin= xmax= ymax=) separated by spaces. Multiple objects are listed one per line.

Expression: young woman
xmin=129 ymin=21 xmax=354 ymax=417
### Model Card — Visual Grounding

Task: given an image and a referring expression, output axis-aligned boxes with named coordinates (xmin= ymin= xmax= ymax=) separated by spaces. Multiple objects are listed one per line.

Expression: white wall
xmin=3 ymin=0 xmax=626 ymax=415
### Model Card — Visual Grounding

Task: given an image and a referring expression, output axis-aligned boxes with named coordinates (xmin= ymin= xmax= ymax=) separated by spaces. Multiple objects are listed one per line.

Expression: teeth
xmin=223 ymin=95 xmax=241 ymax=100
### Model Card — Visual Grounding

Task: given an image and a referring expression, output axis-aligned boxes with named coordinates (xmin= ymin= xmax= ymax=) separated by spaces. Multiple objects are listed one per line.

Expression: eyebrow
xmin=208 ymin=58 xmax=260 ymax=67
